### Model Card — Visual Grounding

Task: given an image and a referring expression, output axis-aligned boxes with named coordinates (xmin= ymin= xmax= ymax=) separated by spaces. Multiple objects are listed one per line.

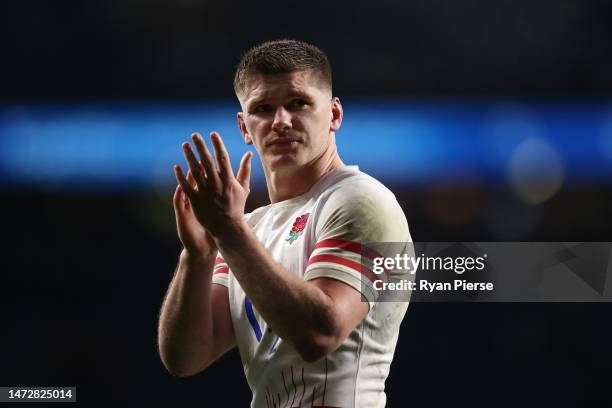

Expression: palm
xmin=173 ymin=175 xmax=216 ymax=256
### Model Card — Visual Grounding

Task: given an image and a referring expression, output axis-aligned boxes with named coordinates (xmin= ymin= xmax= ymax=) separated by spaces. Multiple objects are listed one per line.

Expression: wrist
xmin=213 ymin=217 xmax=250 ymax=248
xmin=180 ymin=248 xmax=216 ymax=267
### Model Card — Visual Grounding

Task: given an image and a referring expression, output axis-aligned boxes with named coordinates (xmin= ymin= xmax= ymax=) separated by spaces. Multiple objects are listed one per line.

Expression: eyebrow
xmin=247 ymin=90 xmax=312 ymax=108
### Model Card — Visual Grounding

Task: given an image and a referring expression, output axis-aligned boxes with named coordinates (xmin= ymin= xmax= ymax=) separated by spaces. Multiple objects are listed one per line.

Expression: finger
xmin=174 ymin=182 xmax=195 ymax=213
xmin=236 ymin=151 xmax=253 ymax=191
xmin=191 ymin=132 xmax=219 ymax=187
xmin=187 ymin=159 xmax=206 ymax=180
xmin=173 ymin=184 xmax=184 ymax=212
xmin=174 ymin=164 xmax=196 ymax=199
xmin=182 ymin=142 xmax=207 ymax=190
xmin=210 ymin=132 xmax=234 ymax=184
xmin=187 ymin=170 xmax=198 ymax=191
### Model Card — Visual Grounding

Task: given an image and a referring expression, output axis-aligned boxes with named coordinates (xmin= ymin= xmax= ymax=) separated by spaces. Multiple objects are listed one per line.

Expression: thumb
xmin=236 ymin=151 xmax=252 ymax=191
xmin=173 ymin=184 xmax=184 ymax=213
xmin=173 ymin=184 xmax=192 ymax=214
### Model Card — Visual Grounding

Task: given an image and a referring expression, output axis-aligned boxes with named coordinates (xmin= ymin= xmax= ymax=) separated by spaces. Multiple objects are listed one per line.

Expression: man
xmin=158 ymin=39 xmax=413 ymax=408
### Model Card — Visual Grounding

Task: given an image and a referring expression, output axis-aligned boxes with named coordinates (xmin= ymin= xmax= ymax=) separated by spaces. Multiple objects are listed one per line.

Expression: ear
xmin=330 ymin=97 xmax=343 ymax=132
xmin=237 ymin=112 xmax=253 ymax=145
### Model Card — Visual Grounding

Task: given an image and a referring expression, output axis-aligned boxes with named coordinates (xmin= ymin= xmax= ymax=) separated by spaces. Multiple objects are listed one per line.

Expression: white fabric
xmin=212 ymin=166 xmax=413 ymax=408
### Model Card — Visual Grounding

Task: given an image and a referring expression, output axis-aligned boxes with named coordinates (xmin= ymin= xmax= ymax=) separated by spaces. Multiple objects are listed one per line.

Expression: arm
xmin=175 ymin=132 xmax=369 ymax=363
xmin=216 ymin=221 xmax=369 ymax=362
xmin=157 ymin=176 xmax=236 ymax=377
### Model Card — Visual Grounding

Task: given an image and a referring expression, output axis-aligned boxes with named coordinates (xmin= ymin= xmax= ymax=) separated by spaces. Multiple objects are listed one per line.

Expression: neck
xmin=264 ymin=135 xmax=344 ymax=203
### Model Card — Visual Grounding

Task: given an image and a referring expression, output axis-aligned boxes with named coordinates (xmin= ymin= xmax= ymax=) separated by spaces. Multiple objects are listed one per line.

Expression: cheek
xmin=245 ymin=119 xmax=271 ymax=147
xmin=296 ymin=111 xmax=322 ymax=132
xmin=246 ymin=117 xmax=267 ymax=134
xmin=309 ymin=111 xmax=331 ymax=134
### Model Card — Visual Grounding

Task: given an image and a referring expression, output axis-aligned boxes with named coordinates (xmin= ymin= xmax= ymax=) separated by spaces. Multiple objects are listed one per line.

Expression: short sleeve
xmin=304 ymin=181 xmax=411 ymax=308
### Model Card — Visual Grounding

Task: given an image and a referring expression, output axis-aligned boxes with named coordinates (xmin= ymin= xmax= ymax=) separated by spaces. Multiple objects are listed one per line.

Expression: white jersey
xmin=212 ymin=166 xmax=413 ymax=408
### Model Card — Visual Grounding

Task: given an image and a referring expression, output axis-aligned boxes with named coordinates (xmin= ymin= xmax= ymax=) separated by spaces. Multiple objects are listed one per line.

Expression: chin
xmin=267 ymin=153 xmax=303 ymax=171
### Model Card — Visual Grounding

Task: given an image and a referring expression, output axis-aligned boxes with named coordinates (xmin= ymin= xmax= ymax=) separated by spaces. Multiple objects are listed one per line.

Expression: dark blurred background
xmin=1 ymin=0 xmax=611 ymax=407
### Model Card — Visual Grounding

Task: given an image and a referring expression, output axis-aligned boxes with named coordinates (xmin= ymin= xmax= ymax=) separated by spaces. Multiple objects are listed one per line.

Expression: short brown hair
xmin=233 ymin=39 xmax=332 ymax=97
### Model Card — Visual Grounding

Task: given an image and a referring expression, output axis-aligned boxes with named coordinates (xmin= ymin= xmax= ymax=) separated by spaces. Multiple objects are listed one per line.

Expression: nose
xmin=271 ymin=106 xmax=292 ymax=133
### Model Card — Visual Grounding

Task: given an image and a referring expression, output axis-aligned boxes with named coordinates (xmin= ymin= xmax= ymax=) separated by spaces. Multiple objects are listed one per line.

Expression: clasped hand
xmin=172 ymin=132 xmax=252 ymax=256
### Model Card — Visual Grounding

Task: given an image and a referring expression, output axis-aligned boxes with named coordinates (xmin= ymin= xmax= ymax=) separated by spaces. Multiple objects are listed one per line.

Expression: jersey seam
xmin=352 ymin=320 xmax=366 ymax=408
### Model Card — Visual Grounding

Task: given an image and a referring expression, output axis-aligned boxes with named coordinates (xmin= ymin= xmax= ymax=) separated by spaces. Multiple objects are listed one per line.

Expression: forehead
xmin=242 ymin=71 xmax=329 ymax=105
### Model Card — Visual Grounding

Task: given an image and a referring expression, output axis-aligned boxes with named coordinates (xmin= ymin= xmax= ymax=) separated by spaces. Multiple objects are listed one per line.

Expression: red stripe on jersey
xmin=214 ymin=257 xmax=225 ymax=266
xmin=213 ymin=266 xmax=229 ymax=275
xmin=312 ymin=238 xmax=390 ymax=277
xmin=308 ymin=254 xmax=379 ymax=284
xmin=313 ymin=238 xmax=383 ymax=262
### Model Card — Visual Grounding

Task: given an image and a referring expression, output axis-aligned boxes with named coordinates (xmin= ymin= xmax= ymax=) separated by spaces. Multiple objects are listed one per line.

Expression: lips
xmin=266 ymin=138 xmax=303 ymax=147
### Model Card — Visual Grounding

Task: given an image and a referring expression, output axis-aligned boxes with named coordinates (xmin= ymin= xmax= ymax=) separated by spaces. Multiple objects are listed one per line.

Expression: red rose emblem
xmin=291 ymin=214 xmax=309 ymax=233
xmin=286 ymin=213 xmax=310 ymax=244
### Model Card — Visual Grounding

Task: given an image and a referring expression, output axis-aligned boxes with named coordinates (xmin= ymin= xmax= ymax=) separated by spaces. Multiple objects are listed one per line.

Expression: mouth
xmin=266 ymin=138 xmax=303 ymax=147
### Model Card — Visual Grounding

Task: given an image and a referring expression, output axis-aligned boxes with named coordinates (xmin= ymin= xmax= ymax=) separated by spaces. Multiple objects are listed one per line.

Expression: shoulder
xmin=314 ymin=170 xmax=410 ymax=242
xmin=325 ymin=170 xmax=397 ymax=208
xmin=321 ymin=169 xmax=403 ymax=221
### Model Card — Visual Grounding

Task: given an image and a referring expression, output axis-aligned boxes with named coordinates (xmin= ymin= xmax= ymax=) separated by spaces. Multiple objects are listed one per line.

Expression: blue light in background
xmin=1 ymin=101 xmax=611 ymax=191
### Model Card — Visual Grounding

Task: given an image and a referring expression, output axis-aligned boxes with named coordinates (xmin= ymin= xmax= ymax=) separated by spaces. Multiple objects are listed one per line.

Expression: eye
xmin=253 ymin=104 xmax=273 ymax=113
xmin=288 ymin=99 xmax=308 ymax=109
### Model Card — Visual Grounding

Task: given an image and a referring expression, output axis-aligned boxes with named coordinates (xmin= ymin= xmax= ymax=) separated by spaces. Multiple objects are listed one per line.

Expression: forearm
xmin=216 ymin=221 xmax=340 ymax=360
xmin=158 ymin=250 xmax=216 ymax=376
